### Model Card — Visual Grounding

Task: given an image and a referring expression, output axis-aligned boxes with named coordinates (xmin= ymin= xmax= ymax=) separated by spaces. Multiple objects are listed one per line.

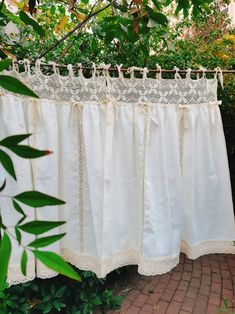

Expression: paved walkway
xmin=109 ymin=253 xmax=235 ymax=314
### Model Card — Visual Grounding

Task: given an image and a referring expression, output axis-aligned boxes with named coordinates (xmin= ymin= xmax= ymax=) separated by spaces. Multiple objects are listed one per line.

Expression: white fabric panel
xmin=0 ymin=68 xmax=234 ymax=283
xmin=140 ymin=106 xmax=182 ymax=274
xmin=28 ymin=99 xmax=60 ymax=279
xmin=0 ymin=94 xmax=35 ymax=284
xmin=181 ymin=105 xmax=235 ymax=257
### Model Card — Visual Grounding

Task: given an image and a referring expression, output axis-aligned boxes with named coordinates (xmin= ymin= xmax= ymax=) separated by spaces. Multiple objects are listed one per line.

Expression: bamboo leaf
xmin=0 ymin=215 xmax=6 ymax=230
xmin=14 ymin=191 xmax=65 ymax=208
xmin=0 ymin=134 xmax=31 ymax=147
xmin=15 ymin=227 xmax=22 ymax=244
xmin=16 ymin=215 xmax=27 ymax=226
xmin=28 ymin=233 xmax=66 ymax=248
xmin=0 ymin=179 xmax=6 ymax=192
xmin=0 ymin=149 xmax=16 ymax=180
xmin=13 ymin=200 xmax=26 ymax=216
xmin=18 ymin=220 xmax=65 ymax=235
xmin=0 ymin=232 xmax=12 ymax=291
xmin=21 ymin=250 xmax=27 ymax=276
xmin=6 ymin=145 xmax=52 ymax=159
xmin=33 ymin=250 xmax=81 ymax=281
xmin=0 ymin=75 xmax=39 ymax=98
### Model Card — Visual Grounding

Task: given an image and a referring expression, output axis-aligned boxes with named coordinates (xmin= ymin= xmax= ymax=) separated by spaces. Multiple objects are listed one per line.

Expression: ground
xmin=109 ymin=253 xmax=235 ymax=314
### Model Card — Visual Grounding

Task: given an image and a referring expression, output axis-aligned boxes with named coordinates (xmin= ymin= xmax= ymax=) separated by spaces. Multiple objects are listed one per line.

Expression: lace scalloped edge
xmin=7 ymin=240 xmax=235 ymax=285
xmin=7 ymin=261 xmax=35 ymax=286
xmin=181 ymin=239 xmax=235 ymax=259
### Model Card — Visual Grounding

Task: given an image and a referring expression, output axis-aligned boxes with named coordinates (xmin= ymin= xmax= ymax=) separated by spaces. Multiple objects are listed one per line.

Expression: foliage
xmin=0 ymin=269 xmax=124 ymax=313
xmin=0 ymin=27 xmax=81 ymax=292
xmin=217 ymin=297 xmax=235 ymax=313
xmin=0 ymin=132 xmax=81 ymax=291
xmin=0 ymin=0 xmax=214 ymax=62
xmin=1 ymin=1 xmax=232 ymax=77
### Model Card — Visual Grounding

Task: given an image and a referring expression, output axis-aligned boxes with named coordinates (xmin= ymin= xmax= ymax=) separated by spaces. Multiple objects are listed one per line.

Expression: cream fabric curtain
xmin=0 ymin=63 xmax=234 ymax=285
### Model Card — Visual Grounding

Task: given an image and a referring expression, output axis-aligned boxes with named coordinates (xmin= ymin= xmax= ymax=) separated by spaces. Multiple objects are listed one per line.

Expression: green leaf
xmin=175 ymin=0 xmax=190 ymax=17
xmin=28 ymin=233 xmax=66 ymax=248
xmin=0 ymin=75 xmax=39 ymax=98
xmin=0 ymin=232 xmax=12 ymax=291
xmin=92 ymin=296 xmax=102 ymax=305
xmin=0 ymin=179 xmax=6 ymax=192
xmin=0 ymin=134 xmax=31 ymax=147
xmin=152 ymin=0 xmax=161 ymax=10
xmin=14 ymin=191 xmax=65 ymax=208
xmin=55 ymin=286 xmax=66 ymax=298
xmin=0 ymin=149 xmax=16 ymax=180
xmin=18 ymin=220 xmax=65 ymax=235
xmin=15 ymin=227 xmax=22 ymax=244
xmin=13 ymin=200 xmax=26 ymax=216
xmin=16 ymin=215 xmax=27 ymax=226
xmin=6 ymin=145 xmax=51 ymax=159
xmin=21 ymin=250 xmax=27 ymax=276
xmin=0 ymin=215 xmax=6 ymax=230
xmin=223 ymin=297 xmax=228 ymax=308
xmin=149 ymin=12 xmax=168 ymax=26
xmin=0 ymin=59 xmax=11 ymax=72
xmin=32 ymin=250 xmax=81 ymax=281
xmin=19 ymin=11 xmax=45 ymax=37
xmin=50 ymin=5 xmax=56 ymax=15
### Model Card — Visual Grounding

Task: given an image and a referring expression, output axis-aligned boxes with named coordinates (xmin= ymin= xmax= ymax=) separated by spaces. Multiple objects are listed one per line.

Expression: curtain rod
xmin=14 ymin=61 xmax=235 ymax=74
xmin=14 ymin=62 xmax=235 ymax=74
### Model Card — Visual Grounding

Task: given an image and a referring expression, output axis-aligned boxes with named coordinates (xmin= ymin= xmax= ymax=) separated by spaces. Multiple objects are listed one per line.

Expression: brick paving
xmin=109 ymin=253 xmax=235 ymax=314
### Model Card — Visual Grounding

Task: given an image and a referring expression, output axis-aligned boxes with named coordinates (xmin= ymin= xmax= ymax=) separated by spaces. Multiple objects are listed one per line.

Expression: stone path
xmin=109 ymin=253 xmax=235 ymax=314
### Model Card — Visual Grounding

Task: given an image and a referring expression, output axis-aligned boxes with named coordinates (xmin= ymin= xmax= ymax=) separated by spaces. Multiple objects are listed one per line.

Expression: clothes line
xmin=13 ymin=60 xmax=235 ymax=74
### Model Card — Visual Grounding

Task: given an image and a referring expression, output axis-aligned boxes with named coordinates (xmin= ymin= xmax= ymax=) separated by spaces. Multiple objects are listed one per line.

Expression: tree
xmin=1 ymin=0 xmax=214 ymax=63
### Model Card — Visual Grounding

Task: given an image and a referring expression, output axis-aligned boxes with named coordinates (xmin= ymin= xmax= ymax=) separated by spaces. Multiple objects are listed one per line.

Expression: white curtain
xmin=0 ymin=64 xmax=234 ymax=284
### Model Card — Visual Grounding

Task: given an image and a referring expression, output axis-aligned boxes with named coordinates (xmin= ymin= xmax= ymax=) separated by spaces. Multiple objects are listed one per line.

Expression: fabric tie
xmin=73 ymin=101 xmax=83 ymax=111
xmin=137 ymin=101 xmax=158 ymax=125
xmin=103 ymin=96 xmax=117 ymax=124
xmin=178 ymin=104 xmax=190 ymax=129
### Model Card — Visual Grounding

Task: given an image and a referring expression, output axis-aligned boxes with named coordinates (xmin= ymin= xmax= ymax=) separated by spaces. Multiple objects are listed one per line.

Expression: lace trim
xmin=7 ymin=261 xmax=35 ymax=286
xmin=181 ymin=240 xmax=235 ymax=259
xmin=60 ymin=249 xmax=179 ymax=278
xmin=36 ymin=261 xmax=58 ymax=280
xmin=59 ymin=240 xmax=235 ymax=277
xmin=140 ymin=104 xmax=150 ymax=253
xmin=2 ymin=64 xmax=220 ymax=105
xmin=7 ymin=240 xmax=235 ymax=284
xmin=74 ymin=103 xmax=85 ymax=254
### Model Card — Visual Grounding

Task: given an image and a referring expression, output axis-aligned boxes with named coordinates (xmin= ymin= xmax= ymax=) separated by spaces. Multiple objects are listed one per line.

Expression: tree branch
xmin=55 ymin=0 xmax=100 ymax=63
xmin=35 ymin=1 xmax=115 ymax=61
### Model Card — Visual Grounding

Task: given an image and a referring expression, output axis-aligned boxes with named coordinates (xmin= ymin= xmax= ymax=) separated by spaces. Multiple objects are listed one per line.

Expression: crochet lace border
xmin=7 ymin=240 xmax=235 ymax=285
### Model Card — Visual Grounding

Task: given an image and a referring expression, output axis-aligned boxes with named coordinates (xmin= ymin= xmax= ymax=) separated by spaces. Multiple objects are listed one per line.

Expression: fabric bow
xmin=137 ymin=101 xmax=158 ymax=125
xmin=103 ymin=96 xmax=117 ymax=124
xmin=72 ymin=101 xmax=83 ymax=110
xmin=178 ymin=104 xmax=190 ymax=128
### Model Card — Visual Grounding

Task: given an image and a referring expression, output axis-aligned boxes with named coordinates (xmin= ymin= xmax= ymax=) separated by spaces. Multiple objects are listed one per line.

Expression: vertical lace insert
xmin=140 ymin=102 xmax=150 ymax=252
xmin=74 ymin=102 xmax=85 ymax=254
xmin=178 ymin=105 xmax=189 ymax=173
